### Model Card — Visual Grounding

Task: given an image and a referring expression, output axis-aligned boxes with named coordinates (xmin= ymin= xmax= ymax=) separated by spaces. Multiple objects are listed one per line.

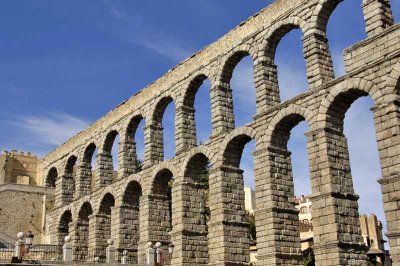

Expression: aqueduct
xmin=41 ymin=0 xmax=400 ymax=265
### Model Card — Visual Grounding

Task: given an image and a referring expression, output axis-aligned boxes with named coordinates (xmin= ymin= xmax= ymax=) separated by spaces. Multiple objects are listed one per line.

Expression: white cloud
xmin=128 ymin=33 xmax=193 ymax=62
xmin=103 ymin=3 xmax=193 ymax=62
xmin=7 ymin=112 xmax=89 ymax=156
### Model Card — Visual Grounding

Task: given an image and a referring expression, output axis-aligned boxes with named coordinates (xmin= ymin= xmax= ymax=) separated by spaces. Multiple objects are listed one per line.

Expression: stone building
xmin=0 ymin=150 xmax=54 ymax=244
xmin=20 ymin=0 xmax=400 ymax=265
xmin=295 ymin=196 xmax=314 ymax=251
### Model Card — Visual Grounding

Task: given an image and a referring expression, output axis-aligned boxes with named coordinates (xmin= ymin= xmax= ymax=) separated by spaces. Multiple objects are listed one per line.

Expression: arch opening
xmin=119 ymin=181 xmax=142 ymax=263
xmin=225 ymin=53 xmax=256 ymax=127
xmin=81 ymin=143 xmax=97 ymax=194
xmin=103 ymin=130 xmax=120 ymax=183
xmin=63 ymin=155 xmax=77 ymax=204
xmin=58 ymin=210 xmax=72 ymax=245
xmin=184 ymin=153 xmax=211 ymax=263
xmin=185 ymin=75 xmax=212 ymax=145
xmin=326 ymin=0 xmax=367 ymax=76
xmin=326 ymin=91 xmax=390 ymax=257
xmin=74 ymin=202 xmax=93 ymax=262
xmin=268 ymin=113 xmax=314 ymax=263
xmin=222 ymin=134 xmax=257 ymax=263
xmin=153 ymin=97 xmax=176 ymax=161
xmin=46 ymin=167 xmax=57 ymax=188
xmin=94 ymin=193 xmax=116 ymax=259
xmin=126 ymin=115 xmax=145 ymax=173
xmin=274 ymin=29 xmax=308 ymax=102
xmin=151 ymin=169 xmax=174 ymax=250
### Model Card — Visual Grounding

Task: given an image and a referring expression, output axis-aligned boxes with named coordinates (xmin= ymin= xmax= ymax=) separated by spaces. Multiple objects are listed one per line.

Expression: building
xmin=0 ymin=150 xmax=54 ymax=245
xmin=294 ymin=195 xmax=392 ymax=265
xmin=295 ymin=195 xmax=314 ymax=251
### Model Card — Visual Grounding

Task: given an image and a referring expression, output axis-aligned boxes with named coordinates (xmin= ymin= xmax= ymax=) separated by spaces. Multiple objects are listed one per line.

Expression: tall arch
xmin=58 ymin=210 xmax=72 ymax=245
xmin=120 ymin=115 xmax=145 ymax=177
xmin=91 ymin=193 xmax=116 ymax=260
xmin=74 ymin=202 xmax=93 ymax=262
xmin=177 ymin=74 xmax=212 ymax=151
xmin=97 ymin=130 xmax=119 ymax=187
xmin=308 ymin=78 xmax=390 ymax=264
xmin=175 ymin=152 xmax=211 ymax=264
xmin=149 ymin=96 xmax=176 ymax=162
xmin=46 ymin=167 xmax=57 ymax=188
xmin=116 ymin=181 xmax=142 ymax=264
xmin=61 ymin=155 xmax=77 ymax=205
xmin=76 ymin=143 xmax=96 ymax=197
xmin=256 ymin=109 xmax=317 ymax=265
xmin=217 ymin=48 xmax=256 ymax=128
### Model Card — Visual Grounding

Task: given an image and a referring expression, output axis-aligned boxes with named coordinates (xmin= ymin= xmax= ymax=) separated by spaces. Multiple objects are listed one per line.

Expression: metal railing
xmin=24 ymin=244 xmax=63 ymax=262
xmin=0 ymin=242 xmax=14 ymax=262
xmin=73 ymin=248 xmax=106 ymax=263
xmin=116 ymin=248 xmax=138 ymax=264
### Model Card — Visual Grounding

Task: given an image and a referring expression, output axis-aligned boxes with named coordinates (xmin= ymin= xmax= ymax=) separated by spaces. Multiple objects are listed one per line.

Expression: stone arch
xmin=74 ymin=201 xmax=93 ymax=262
xmin=180 ymin=146 xmax=216 ymax=178
xmin=176 ymin=74 xmax=214 ymax=152
xmin=259 ymin=16 xmax=308 ymax=60
xmin=148 ymin=94 xmax=177 ymax=162
xmin=122 ymin=114 xmax=146 ymax=175
xmin=179 ymin=151 xmax=212 ymax=264
xmin=218 ymin=43 xmax=257 ymax=84
xmin=310 ymin=0 xmax=344 ymax=34
xmin=216 ymin=127 xmax=261 ymax=166
xmin=385 ymin=62 xmax=400 ymax=100
xmin=58 ymin=209 xmax=72 ymax=244
xmin=102 ymin=129 xmax=119 ymax=155
xmin=148 ymin=162 xmax=178 ymax=192
xmin=264 ymin=104 xmax=317 ymax=145
xmin=77 ymin=143 xmax=97 ymax=196
xmin=62 ymin=155 xmax=77 ymax=205
xmin=99 ymin=192 xmax=116 ymax=215
xmin=97 ymin=129 xmax=120 ymax=187
xmin=318 ymin=78 xmax=383 ymax=130
xmin=46 ymin=167 xmax=57 ymax=188
xmin=122 ymin=180 xmax=142 ymax=206
xmin=117 ymin=180 xmax=142 ymax=263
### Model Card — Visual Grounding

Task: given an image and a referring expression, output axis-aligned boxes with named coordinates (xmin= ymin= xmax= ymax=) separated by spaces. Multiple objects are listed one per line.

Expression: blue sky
xmin=0 ymin=0 xmax=399 ymax=244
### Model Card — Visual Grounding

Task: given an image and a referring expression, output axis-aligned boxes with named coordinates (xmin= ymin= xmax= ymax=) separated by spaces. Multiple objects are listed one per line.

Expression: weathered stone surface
xmin=41 ymin=0 xmax=400 ymax=265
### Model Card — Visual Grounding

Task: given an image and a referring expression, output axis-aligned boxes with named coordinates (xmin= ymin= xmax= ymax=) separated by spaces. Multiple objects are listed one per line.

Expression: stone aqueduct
xmin=40 ymin=0 xmax=400 ymax=265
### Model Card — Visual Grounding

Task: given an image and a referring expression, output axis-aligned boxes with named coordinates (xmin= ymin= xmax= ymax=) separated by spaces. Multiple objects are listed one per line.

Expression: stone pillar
xmin=303 ymin=32 xmax=335 ymax=88
xmin=95 ymin=152 xmax=113 ymax=188
xmin=72 ymin=218 xmax=91 ymax=262
xmin=119 ymin=136 xmax=136 ymax=178
xmin=253 ymin=57 xmax=280 ymax=114
xmin=372 ymin=101 xmax=400 ymax=264
xmin=170 ymin=182 xmax=209 ymax=265
xmin=90 ymin=213 xmax=113 ymax=260
xmin=138 ymin=194 xmax=171 ymax=264
xmin=363 ymin=0 xmax=394 ymax=37
xmin=175 ymin=104 xmax=197 ymax=154
xmin=54 ymin=176 xmax=64 ymax=207
xmin=55 ymin=175 xmax=74 ymax=206
xmin=210 ymin=82 xmax=235 ymax=135
xmin=207 ymin=165 xmax=249 ymax=265
xmin=114 ymin=204 xmax=140 ymax=264
xmin=306 ymin=128 xmax=368 ymax=265
xmin=253 ymin=147 xmax=302 ymax=265
xmin=144 ymin=124 xmax=164 ymax=165
xmin=75 ymin=162 xmax=92 ymax=198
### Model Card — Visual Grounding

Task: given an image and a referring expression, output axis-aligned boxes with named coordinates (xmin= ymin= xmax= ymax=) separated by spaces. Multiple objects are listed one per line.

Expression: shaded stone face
xmin=42 ymin=0 xmax=400 ymax=265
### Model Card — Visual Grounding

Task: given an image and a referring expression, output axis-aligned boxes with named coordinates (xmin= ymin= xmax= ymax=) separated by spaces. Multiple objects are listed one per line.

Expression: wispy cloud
xmin=127 ymin=33 xmax=193 ymax=62
xmin=2 ymin=112 xmax=90 ymax=156
xmin=102 ymin=2 xmax=193 ymax=62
